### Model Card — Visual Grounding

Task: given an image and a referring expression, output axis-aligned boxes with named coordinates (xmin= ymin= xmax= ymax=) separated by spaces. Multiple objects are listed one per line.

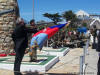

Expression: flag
xmin=30 ymin=23 xmax=68 ymax=49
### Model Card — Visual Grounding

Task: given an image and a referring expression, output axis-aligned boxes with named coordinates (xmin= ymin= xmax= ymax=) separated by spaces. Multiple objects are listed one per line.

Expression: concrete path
xmin=85 ymin=48 xmax=99 ymax=75
xmin=46 ymin=48 xmax=83 ymax=74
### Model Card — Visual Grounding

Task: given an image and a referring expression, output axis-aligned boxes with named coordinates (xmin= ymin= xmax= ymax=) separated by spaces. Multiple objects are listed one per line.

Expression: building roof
xmin=76 ymin=10 xmax=89 ymax=17
xmin=90 ymin=18 xmax=100 ymax=29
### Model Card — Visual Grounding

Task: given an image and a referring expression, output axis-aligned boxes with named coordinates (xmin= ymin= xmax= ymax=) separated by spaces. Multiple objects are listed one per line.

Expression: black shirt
xmin=12 ymin=24 xmax=38 ymax=39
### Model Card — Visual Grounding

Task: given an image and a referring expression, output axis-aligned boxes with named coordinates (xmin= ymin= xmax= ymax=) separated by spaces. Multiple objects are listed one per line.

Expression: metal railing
xmin=80 ymin=39 xmax=90 ymax=75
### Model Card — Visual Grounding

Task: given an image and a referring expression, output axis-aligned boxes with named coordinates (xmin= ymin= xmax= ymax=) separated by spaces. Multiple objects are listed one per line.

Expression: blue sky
xmin=18 ymin=0 xmax=100 ymax=22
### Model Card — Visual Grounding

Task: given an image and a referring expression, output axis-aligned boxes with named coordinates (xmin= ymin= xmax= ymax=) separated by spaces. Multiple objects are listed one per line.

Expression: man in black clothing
xmin=12 ymin=18 xmax=38 ymax=75
xmin=92 ymin=25 xmax=97 ymax=49
xmin=96 ymin=30 xmax=100 ymax=75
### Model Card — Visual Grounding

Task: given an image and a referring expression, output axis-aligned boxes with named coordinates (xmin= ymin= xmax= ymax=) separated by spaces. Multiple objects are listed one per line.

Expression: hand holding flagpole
xmin=65 ymin=21 xmax=71 ymax=27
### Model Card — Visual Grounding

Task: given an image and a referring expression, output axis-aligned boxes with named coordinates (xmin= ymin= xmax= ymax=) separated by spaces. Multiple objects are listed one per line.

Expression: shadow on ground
xmin=23 ymin=71 xmax=40 ymax=75
xmin=23 ymin=71 xmax=77 ymax=75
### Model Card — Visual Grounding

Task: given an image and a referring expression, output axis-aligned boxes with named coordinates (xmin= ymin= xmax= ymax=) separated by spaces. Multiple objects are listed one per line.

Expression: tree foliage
xmin=43 ymin=13 xmax=62 ymax=24
xmin=82 ymin=22 xmax=87 ymax=27
xmin=62 ymin=10 xmax=78 ymax=28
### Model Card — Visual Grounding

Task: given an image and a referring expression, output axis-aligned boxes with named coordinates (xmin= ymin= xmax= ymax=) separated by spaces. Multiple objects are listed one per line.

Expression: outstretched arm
xmin=65 ymin=21 xmax=71 ymax=27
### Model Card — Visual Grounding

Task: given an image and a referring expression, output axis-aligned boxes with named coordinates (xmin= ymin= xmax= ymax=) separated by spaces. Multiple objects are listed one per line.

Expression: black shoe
xmin=14 ymin=72 xmax=22 ymax=75
xmin=29 ymin=59 xmax=37 ymax=62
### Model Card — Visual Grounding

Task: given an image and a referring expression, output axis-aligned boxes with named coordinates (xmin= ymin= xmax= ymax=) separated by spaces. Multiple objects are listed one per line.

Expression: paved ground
xmin=85 ymin=48 xmax=98 ymax=75
xmin=0 ymin=47 xmax=98 ymax=75
xmin=46 ymin=48 xmax=83 ymax=74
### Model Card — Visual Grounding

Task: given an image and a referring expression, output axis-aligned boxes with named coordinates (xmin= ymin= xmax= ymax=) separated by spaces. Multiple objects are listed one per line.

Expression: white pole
xmin=33 ymin=0 xmax=34 ymax=19
xmin=85 ymin=41 xmax=88 ymax=53
xmin=80 ymin=56 xmax=83 ymax=75
xmin=83 ymin=46 xmax=86 ymax=64
xmin=47 ymin=40 xmax=48 ymax=47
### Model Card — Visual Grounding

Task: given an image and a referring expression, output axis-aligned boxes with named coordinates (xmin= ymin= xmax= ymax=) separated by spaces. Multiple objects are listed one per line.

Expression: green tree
xmin=43 ymin=13 xmax=62 ymax=24
xmin=82 ymin=22 xmax=87 ymax=27
xmin=62 ymin=10 xmax=78 ymax=28
xmin=36 ymin=20 xmax=46 ymax=24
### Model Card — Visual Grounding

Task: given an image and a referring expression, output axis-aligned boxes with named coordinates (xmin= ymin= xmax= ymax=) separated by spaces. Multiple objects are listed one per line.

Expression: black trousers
xmin=98 ymin=56 xmax=100 ymax=75
xmin=13 ymin=38 xmax=27 ymax=75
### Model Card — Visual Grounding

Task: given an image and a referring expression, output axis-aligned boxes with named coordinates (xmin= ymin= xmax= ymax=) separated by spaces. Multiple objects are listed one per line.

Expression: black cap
xmin=30 ymin=19 xmax=35 ymax=24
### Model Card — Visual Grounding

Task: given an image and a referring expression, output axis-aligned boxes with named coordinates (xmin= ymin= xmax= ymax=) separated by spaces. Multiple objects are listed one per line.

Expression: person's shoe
xmin=29 ymin=59 xmax=37 ymax=62
xmin=14 ymin=72 xmax=22 ymax=75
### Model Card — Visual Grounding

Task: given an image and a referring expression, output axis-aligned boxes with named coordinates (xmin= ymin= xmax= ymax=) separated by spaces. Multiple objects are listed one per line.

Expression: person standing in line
xmin=96 ymin=29 xmax=100 ymax=75
xmin=12 ymin=18 xmax=38 ymax=75
xmin=92 ymin=25 xmax=97 ymax=49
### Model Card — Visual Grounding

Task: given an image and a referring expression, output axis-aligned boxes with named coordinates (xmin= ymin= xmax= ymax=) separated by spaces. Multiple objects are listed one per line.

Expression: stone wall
xmin=0 ymin=0 xmax=19 ymax=53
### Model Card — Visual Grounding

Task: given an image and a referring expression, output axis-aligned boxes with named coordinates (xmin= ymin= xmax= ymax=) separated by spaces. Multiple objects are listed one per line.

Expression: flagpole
xmin=33 ymin=0 xmax=34 ymax=19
